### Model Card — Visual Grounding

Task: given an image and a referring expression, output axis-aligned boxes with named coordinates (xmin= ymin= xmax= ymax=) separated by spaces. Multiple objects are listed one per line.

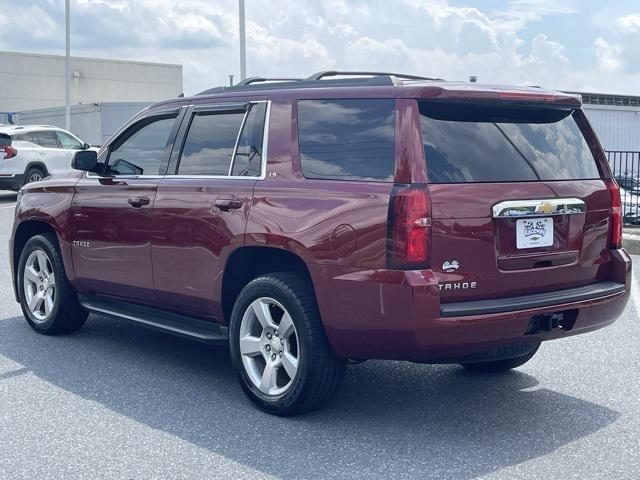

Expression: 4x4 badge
xmin=442 ymin=260 xmax=459 ymax=272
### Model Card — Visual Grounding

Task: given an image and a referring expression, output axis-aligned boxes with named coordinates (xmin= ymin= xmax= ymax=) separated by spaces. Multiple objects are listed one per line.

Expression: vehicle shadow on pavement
xmin=0 ymin=314 xmax=619 ymax=480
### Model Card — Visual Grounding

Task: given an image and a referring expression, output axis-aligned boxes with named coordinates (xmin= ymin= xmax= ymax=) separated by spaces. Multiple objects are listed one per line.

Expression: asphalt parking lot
xmin=0 ymin=191 xmax=638 ymax=480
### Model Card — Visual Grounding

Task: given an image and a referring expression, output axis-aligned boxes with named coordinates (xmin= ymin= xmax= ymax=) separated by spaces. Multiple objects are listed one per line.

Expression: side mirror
xmin=109 ymin=158 xmax=143 ymax=176
xmin=72 ymin=150 xmax=99 ymax=173
xmin=82 ymin=142 xmax=92 ymax=150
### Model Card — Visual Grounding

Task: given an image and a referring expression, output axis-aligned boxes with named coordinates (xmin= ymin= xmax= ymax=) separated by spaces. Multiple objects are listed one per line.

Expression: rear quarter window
xmin=297 ymin=99 xmax=396 ymax=182
xmin=419 ymin=102 xmax=600 ymax=183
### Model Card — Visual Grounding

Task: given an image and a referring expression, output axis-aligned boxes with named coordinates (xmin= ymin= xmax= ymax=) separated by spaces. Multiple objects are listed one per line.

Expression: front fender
xmin=12 ymin=183 xmax=78 ymax=296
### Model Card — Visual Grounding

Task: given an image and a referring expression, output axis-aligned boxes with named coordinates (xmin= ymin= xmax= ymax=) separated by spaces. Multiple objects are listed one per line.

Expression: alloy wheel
xmin=23 ymin=249 xmax=56 ymax=323
xmin=238 ymin=297 xmax=300 ymax=396
xmin=28 ymin=172 xmax=43 ymax=183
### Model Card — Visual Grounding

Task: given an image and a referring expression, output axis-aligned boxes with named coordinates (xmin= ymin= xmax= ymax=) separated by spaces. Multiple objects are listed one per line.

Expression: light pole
xmin=239 ymin=0 xmax=246 ymax=81
xmin=64 ymin=0 xmax=71 ymax=131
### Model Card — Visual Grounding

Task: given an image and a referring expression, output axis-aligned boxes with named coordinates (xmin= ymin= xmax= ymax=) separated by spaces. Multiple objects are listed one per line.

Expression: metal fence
xmin=606 ymin=151 xmax=640 ymax=226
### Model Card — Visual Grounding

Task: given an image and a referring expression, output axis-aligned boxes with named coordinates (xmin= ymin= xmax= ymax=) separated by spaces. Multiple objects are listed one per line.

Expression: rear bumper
xmin=314 ymin=249 xmax=632 ymax=362
xmin=0 ymin=174 xmax=23 ymax=190
xmin=440 ymin=281 xmax=625 ymax=317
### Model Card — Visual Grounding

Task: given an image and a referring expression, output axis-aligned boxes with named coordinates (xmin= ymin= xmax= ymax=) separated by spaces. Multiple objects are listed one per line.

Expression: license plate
xmin=516 ymin=217 xmax=553 ymax=249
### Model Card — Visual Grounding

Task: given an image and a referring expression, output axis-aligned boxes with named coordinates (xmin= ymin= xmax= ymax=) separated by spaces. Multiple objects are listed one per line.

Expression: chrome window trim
xmin=228 ymin=108 xmax=251 ymax=176
xmin=170 ymin=100 xmax=270 ymax=181
xmin=84 ymin=100 xmax=271 ymax=182
xmin=492 ymin=198 xmax=586 ymax=218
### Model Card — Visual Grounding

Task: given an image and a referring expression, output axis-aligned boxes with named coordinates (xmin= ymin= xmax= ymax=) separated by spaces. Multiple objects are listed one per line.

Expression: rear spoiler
xmin=409 ymin=84 xmax=582 ymax=110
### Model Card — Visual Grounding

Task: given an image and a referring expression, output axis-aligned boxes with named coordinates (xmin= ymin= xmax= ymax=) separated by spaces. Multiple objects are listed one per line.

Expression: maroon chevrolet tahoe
xmin=9 ymin=72 xmax=632 ymax=416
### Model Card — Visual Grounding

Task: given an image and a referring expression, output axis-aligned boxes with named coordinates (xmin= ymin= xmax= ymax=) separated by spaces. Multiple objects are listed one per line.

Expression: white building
xmin=580 ymin=93 xmax=640 ymax=152
xmin=0 ymin=51 xmax=183 ymax=113
xmin=0 ymin=51 xmax=184 ymax=145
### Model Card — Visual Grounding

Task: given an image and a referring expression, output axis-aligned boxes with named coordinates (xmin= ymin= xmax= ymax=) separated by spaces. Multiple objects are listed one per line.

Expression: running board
xmin=78 ymin=294 xmax=228 ymax=344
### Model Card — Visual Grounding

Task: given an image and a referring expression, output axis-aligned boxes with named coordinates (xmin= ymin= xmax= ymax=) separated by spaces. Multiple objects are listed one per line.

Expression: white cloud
xmin=0 ymin=0 xmax=639 ymax=95
xmin=617 ymin=13 xmax=640 ymax=33
xmin=594 ymin=37 xmax=623 ymax=72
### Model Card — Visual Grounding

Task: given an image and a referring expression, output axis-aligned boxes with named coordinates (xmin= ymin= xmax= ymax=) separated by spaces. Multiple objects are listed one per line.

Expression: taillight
xmin=1 ymin=145 xmax=17 ymax=160
xmin=387 ymin=185 xmax=431 ymax=269
xmin=606 ymin=179 xmax=622 ymax=249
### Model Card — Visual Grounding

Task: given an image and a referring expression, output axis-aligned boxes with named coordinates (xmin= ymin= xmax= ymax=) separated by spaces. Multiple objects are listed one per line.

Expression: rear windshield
xmin=419 ymin=102 xmax=600 ymax=183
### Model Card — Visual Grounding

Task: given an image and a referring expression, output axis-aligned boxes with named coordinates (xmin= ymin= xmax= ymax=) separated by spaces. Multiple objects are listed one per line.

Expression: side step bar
xmin=78 ymin=294 xmax=228 ymax=344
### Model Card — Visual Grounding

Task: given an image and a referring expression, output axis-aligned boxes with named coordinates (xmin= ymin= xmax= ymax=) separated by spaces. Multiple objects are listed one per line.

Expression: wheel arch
xmin=12 ymin=219 xmax=61 ymax=302
xmin=220 ymin=245 xmax=316 ymax=326
xmin=23 ymin=162 xmax=49 ymax=184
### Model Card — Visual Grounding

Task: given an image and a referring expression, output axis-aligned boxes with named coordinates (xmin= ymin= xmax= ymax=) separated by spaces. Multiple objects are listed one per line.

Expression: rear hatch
xmin=419 ymin=96 xmax=615 ymax=303
xmin=0 ymin=133 xmax=14 ymax=172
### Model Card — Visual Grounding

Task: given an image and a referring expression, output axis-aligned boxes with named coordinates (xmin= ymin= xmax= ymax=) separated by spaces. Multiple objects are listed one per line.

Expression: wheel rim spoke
xmin=281 ymin=352 xmax=298 ymax=379
xmin=278 ymin=312 xmax=294 ymax=339
xmin=36 ymin=251 xmax=48 ymax=273
xmin=259 ymin=362 xmax=278 ymax=394
xmin=24 ymin=266 xmax=39 ymax=285
xmin=251 ymin=299 xmax=275 ymax=329
xmin=239 ymin=335 xmax=262 ymax=357
xmin=28 ymin=294 xmax=43 ymax=314
xmin=44 ymin=295 xmax=54 ymax=316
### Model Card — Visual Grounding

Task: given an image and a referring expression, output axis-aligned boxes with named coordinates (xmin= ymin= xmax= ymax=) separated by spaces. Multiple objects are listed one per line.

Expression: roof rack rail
xmin=237 ymin=76 xmax=303 ymax=86
xmin=196 ymin=71 xmax=442 ymax=96
xmin=306 ymin=71 xmax=441 ymax=81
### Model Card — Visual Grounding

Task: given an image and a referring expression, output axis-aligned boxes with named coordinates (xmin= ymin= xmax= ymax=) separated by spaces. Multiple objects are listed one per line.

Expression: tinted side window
xmin=419 ymin=102 xmax=600 ymax=183
xmin=21 ymin=133 xmax=37 ymax=144
xmin=178 ymin=112 xmax=244 ymax=176
xmin=107 ymin=116 xmax=176 ymax=176
xmin=35 ymin=131 xmax=61 ymax=148
xmin=57 ymin=131 xmax=83 ymax=149
xmin=297 ymin=99 xmax=396 ymax=182
xmin=231 ymin=103 xmax=267 ymax=177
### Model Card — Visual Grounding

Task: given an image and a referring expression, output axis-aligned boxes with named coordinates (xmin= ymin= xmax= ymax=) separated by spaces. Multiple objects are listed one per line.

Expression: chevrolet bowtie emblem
xmin=536 ymin=202 xmax=555 ymax=214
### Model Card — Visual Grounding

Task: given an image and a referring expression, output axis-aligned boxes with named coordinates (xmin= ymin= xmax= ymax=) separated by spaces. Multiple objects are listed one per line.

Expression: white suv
xmin=0 ymin=125 xmax=92 ymax=191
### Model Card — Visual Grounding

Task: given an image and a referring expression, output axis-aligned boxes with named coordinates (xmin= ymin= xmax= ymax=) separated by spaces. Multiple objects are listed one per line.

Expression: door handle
xmin=214 ymin=199 xmax=243 ymax=212
xmin=127 ymin=196 xmax=151 ymax=208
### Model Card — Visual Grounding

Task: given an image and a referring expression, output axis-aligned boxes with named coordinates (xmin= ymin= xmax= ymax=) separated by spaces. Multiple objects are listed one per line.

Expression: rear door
xmin=71 ymin=109 xmax=182 ymax=302
xmin=32 ymin=130 xmax=70 ymax=173
xmin=419 ymin=101 xmax=612 ymax=302
xmin=150 ymin=101 xmax=268 ymax=318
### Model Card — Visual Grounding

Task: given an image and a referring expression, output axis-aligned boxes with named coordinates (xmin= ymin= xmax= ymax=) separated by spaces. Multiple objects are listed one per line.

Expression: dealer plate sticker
xmin=516 ymin=217 xmax=553 ymax=249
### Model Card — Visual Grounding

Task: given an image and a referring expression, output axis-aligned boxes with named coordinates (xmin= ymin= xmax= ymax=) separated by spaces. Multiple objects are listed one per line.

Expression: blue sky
xmin=1 ymin=0 xmax=639 ymax=95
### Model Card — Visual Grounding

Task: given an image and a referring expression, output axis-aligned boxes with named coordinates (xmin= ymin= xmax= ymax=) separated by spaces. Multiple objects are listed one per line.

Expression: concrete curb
xmin=623 ymin=232 xmax=640 ymax=255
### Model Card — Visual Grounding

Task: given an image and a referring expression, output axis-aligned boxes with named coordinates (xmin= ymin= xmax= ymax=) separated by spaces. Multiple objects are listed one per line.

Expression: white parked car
xmin=0 ymin=125 xmax=93 ymax=191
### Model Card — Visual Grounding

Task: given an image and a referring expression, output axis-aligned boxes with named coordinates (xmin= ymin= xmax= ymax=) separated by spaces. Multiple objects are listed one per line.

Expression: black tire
xmin=17 ymin=233 xmax=88 ymax=335
xmin=229 ymin=272 xmax=347 ymax=416
xmin=461 ymin=343 xmax=541 ymax=373
xmin=24 ymin=166 xmax=46 ymax=185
